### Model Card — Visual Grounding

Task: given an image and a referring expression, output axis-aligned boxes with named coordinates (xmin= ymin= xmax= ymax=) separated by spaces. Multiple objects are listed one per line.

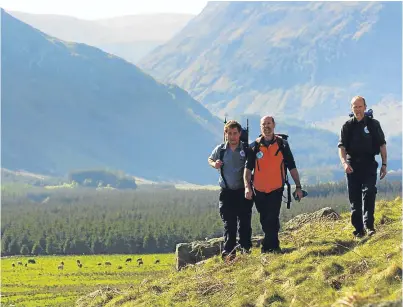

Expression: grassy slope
xmin=80 ymin=198 xmax=402 ymax=307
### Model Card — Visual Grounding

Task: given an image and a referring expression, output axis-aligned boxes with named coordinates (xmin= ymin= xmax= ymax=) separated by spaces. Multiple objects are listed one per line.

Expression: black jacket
xmin=338 ymin=116 xmax=386 ymax=159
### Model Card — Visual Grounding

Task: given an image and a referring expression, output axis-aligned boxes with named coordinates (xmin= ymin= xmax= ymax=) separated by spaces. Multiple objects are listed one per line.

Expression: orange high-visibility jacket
xmin=246 ymin=136 xmax=296 ymax=194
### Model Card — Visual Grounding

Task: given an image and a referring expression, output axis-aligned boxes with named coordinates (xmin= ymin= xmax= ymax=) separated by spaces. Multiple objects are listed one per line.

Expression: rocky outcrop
xmin=175 ymin=236 xmax=264 ymax=270
xmin=284 ymin=207 xmax=340 ymax=231
xmin=175 ymin=207 xmax=341 ymax=270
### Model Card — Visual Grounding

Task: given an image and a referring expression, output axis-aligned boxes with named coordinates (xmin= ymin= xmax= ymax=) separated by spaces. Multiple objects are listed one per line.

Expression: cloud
xmin=352 ymin=21 xmax=374 ymax=40
xmin=352 ymin=2 xmax=383 ymax=40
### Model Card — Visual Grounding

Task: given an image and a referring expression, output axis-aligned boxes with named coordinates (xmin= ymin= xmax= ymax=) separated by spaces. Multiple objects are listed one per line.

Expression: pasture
xmin=1 ymin=253 xmax=175 ymax=306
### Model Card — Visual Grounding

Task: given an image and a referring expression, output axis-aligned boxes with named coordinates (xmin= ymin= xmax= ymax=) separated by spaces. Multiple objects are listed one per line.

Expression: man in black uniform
xmin=338 ymin=96 xmax=388 ymax=238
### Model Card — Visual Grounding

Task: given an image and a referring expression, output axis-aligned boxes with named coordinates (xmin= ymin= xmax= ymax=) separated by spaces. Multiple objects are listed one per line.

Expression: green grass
xmin=75 ymin=197 xmax=401 ymax=307
xmin=1 ymin=254 xmax=175 ymax=306
xmin=2 ymin=198 xmax=401 ymax=307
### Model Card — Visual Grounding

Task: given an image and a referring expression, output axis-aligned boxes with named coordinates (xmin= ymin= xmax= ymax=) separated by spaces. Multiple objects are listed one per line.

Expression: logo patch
xmin=240 ymin=150 xmax=245 ymax=157
xmin=256 ymin=151 xmax=264 ymax=159
xmin=364 ymin=126 xmax=370 ymax=134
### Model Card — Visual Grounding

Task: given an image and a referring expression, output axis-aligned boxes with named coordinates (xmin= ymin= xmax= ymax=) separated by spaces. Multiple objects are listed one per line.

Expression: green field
xmin=1 ymin=253 xmax=175 ymax=306
xmin=1 ymin=198 xmax=402 ymax=306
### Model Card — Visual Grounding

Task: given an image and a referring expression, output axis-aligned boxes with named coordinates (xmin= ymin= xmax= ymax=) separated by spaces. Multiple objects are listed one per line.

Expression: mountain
xmin=1 ymin=8 xmax=399 ymax=185
xmin=139 ymin=2 xmax=402 ymax=137
xmin=7 ymin=11 xmax=195 ymax=63
xmin=0 ymin=9 xmax=222 ymax=184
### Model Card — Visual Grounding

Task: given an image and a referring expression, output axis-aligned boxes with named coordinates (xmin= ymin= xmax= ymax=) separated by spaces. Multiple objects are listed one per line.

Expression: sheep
xmin=105 ymin=261 xmax=112 ymax=266
xmin=154 ymin=259 xmax=160 ymax=264
xmin=77 ymin=263 xmax=83 ymax=268
xmin=12 ymin=263 xmax=15 ymax=267
xmin=136 ymin=258 xmax=143 ymax=262
xmin=17 ymin=261 xmax=23 ymax=265
xmin=60 ymin=261 xmax=64 ymax=266
xmin=117 ymin=265 xmax=123 ymax=269
xmin=58 ymin=264 xmax=64 ymax=270
xmin=137 ymin=260 xmax=144 ymax=266
xmin=24 ymin=263 xmax=28 ymax=267
xmin=97 ymin=262 xmax=102 ymax=266
xmin=125 ymin=258 xmax=132 ymax=263
xmin=76 ymin=259 xmax=81 ymax=264
xmin=28 ymin=259 xmax=36 ymax=264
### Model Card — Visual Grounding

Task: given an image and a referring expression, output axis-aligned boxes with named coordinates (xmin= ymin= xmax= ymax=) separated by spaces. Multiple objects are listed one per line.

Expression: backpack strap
xmin=346 ymin=117 xmax=380 ymax=156
xmin=219 ymin=144 xmax=228 ymax=189
xmin=253 ymin=137 xmax=263 ymax=171
xmin=345 ymin=118 xmax=355 ymax=152
xmin=365 ymin=117 xmax=381 ymax=155
xmin=275 ymin=136 xmax=292 ymax=209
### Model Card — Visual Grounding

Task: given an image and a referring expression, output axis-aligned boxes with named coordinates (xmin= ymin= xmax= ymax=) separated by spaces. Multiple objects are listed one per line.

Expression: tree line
xmin=1 ymin=180 xmax=400 ymax=256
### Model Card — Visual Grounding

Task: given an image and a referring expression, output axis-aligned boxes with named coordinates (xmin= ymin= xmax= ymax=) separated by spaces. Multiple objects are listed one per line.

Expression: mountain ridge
xmin=1 ymin=9 xmax=222 ymax=184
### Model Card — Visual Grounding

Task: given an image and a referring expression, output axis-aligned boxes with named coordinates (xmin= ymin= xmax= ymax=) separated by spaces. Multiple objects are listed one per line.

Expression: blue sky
xmin=0 ymin=0 xmax=208 ymax=19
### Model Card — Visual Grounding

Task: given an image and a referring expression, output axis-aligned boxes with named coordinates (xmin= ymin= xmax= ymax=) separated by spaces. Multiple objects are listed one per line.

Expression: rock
xmin=363 ymin=300 xmax=402 ymax=307
xmin=175 ymin=236 xmax=264 ymax=270
xmin=284 ymin=207 xmax=340 ymax=231
xmin=175 ymin=238 xmax=223 ymax=270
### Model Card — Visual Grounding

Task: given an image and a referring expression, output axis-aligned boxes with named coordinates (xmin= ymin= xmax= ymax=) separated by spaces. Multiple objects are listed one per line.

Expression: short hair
xmin=260 ymin=116 xmax=275 ymax=125
xmin=224 ymin=120 xmax=242 ymax=133
xmin=351 ymin=95 xmax=366 ymax=106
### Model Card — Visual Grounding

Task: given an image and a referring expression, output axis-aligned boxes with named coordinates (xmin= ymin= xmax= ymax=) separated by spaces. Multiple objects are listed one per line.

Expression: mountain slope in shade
xmin=1 ymin=9 xmax=222 ymax=184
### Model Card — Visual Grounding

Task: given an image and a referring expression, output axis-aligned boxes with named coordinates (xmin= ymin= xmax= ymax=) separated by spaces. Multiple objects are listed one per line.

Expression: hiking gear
xmin=251 ymin=134 xmax=293 ymax=208
xmin=367 ymin=229 xmax=376 ymax=236
xmin=254 ymin=188 xmax=283 ymax=251
xmin=262 ymin=247 xmax=283 ymax=254
xmin=353 ymin=229 xmax=366 ymax=238
xmin=293 ymin=189 xmax=308 ymax=201
xmin=349 ymin=108 xmax=373 ymax=119
xmin=346 ymin=109 xmax=382 ymax=156
xmin=219 ymin=188 xmax=253 ymax=255
xmin=347 ymin=160 xmax=377 ymax=233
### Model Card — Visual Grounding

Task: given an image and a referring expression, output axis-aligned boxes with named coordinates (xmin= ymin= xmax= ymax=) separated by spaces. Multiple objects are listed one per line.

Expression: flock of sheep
xmin=11 ymin=259 xmax=36 ymax=267
xmin=11 ymin=257 xmax=161 ymax=270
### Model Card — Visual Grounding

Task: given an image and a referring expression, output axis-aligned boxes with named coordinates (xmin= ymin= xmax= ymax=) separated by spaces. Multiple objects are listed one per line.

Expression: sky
xmin=0 ymin=0 xmax=209 ymax=19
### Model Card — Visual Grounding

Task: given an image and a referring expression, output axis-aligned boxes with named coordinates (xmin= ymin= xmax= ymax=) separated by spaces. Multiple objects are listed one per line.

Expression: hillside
xmin=76 ymin=198 xmax=402 ymax=306
xmin=0 ymin=9 xmax=222 ymax=184
xmin=139 ymin=2 xmax=402 ymax=140
xmin=2 ymin=7 xmax=400 ymax=184
xmin=8 ymin=11 xmax=194 ymax=63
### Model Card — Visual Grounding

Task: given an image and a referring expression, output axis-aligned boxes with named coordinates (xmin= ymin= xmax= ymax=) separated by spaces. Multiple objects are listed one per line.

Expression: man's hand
xmin=214 ymin=160 xmax=224 ymax=169
xmin=294 ymin=188 xmax=303 ymax=201
xmin=343 ymin=161 xmax=353 ymax=174
xmin=245 ymin=186 xmax=253 ymax=200
xmin=380 ymin=165 xmax=387 ymax=180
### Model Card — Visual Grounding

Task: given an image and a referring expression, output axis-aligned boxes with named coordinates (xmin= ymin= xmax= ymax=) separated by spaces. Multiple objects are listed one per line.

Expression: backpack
xmin=347 ymin=109 xmax=380 ymax=155
xmin=251 ymin=134 xmax=293 ymax=209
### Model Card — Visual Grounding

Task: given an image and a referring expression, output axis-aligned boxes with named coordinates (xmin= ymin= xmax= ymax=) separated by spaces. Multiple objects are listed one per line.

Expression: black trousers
xmin=219 ymin=188 xmax=253 ymax=255
xmin=254 ymin=188 xmax=283 ymax=252
xmin=346 ymin=159 xmax=378 ymax=232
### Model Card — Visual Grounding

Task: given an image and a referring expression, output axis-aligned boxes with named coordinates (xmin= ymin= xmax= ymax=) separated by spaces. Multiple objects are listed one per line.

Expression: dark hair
xmin=224 ymin=120 xmax=242 ymax=133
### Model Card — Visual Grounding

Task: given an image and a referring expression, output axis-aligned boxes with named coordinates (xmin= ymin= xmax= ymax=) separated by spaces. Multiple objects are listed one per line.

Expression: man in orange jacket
xmin=244 ymin=115 xmax=303 ymax=253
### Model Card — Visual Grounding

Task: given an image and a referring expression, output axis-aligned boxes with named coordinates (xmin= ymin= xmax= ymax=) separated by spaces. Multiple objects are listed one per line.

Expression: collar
xmin=352 ymin=116 xmax=367 ymax=124
xmin=256 ymin=135 xmax=277 ymax=146
xmin=223 ymin=142 xmax=242 ymax=150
